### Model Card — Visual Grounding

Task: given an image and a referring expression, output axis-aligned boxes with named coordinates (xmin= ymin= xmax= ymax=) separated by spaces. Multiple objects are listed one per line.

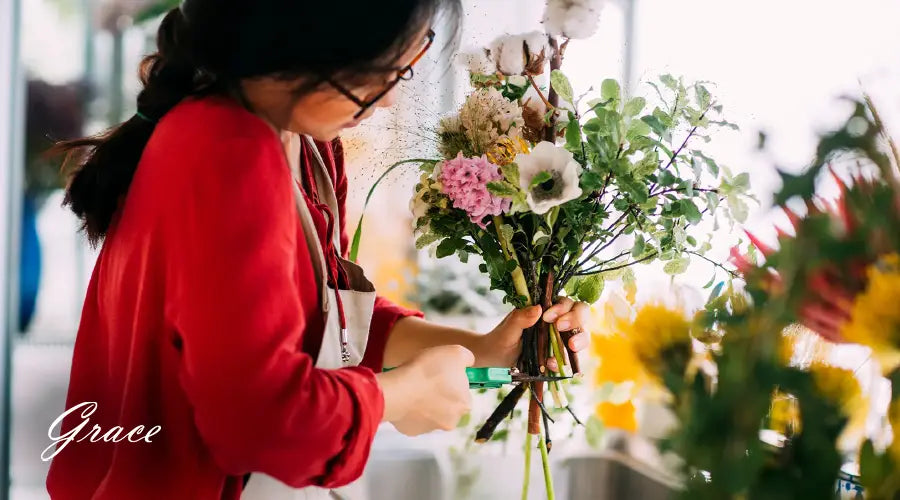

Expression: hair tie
xmin=135 ymin=111 xmax=156 ymax=124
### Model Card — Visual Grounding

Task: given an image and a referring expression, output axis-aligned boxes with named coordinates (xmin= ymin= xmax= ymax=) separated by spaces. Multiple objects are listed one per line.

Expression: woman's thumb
xmin=505 ymin=305 xmax=543 ymax=330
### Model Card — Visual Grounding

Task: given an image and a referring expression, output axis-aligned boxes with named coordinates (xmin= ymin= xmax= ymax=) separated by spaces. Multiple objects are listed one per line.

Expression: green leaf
xmin=681 ymin=199 xmax=702 ymax=224
xmin=707 ymin=281 xmax=725 ymax=302
xmin=601 ymin=79 xmax=622 ymax=106
xmin=457 ymin=412 xmax=471 ymax=428
xmin=585 ymin=415 xmax=605 ymax=449
xmin=491 ymin=429 xmax=510 ymax=442
xmin=415 ymin=232 xmax=441 ymax=249
xmin=733 ymin=172 xmax=750 ymax=191
xmin=532 ymin=229 xmax=551 ymax=246
xmin=529 ymin=171 xmax=553 ymax=190
xmin=660 ymin=74 xmax=678 ymax=90
xmin=623 ymin=97 xmax=647 ymax=117
xmin=499 ymin=224 xmax=514 ymax=244
xmin=727 ymin=195 xmax=749 ymax=223
xmin=457 ymin=249 xmax=469 ymax=263
xmin=550 ymin=70 xmax=574 ymax=103
xmin=566 ymin=118 xmax=582 ymax=151
xmin=641 ymin=115 xmax=667 ymax=137
xmin=436 ymin=238 xmax=461 ymax=258
xmin=631 ymin=234 xmax=646 ymax=258
xmin=663 ymin=257 xmax=690 ymax=275
xmin=574 ymin=275 xmax=604 ymax=304
xmin=626 ymin=118 xmax=652 ymax=141
xmin=580 ymin=170 xmax=605 ymax=191
xmin=500 ymin=162 xmax=520 ymax=187
xmin=487 ymin=181 xmax=519 ymax=197
xmin=632 ymin=151 xmax=659 ymax=179
xmin=695 ymin=84 xmax=712 ymax=110
xmin=657 ymin=170 xmax=677 ymax=186
xmin=705 ymin=191 xmax=720 ymax=214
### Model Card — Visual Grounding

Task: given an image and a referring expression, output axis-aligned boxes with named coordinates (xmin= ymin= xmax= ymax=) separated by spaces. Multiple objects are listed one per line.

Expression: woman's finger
xmin=554 ymin=301 xmax=590 ymax=332
xmin=543 ymin=297 xmax=575 ymax=323
xmin=546 ymin=357 xmax=559 ymax=373
xmin=567 ymin=329 xmax=590 ymax=352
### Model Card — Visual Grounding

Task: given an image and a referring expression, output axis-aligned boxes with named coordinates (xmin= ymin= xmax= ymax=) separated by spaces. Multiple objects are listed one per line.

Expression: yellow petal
xmin=596 ymin=401 xmax=637 ymax=433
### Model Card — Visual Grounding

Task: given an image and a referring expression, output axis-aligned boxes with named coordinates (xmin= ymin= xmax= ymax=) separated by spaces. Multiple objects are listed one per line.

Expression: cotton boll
xmin=489 ymin=34 xmax=526 ymax=76
xmin=543 ymin=0 xmax=605 ymax=39
xmin=522 ymin=31 xmax=551 ymax=75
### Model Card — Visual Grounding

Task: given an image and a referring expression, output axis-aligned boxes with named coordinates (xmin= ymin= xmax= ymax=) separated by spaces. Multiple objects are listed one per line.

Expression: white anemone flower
xmin=515 ymin=141 xmax=583 ymax=214
xmin=543 ymin=0 xmax=605 ymax=39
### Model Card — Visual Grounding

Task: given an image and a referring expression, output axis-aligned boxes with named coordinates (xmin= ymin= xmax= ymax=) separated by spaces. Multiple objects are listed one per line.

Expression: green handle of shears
xmin=382 ymin=367 xmax=513 ymax=389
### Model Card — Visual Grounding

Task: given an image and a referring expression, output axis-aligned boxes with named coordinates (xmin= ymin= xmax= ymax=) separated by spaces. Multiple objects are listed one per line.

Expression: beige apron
xmin=242 ymin=135 xmax=377 ymax=500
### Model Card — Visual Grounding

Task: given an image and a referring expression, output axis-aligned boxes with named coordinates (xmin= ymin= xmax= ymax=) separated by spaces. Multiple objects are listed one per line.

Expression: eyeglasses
xmin=329 ymin=29 xmax=435 ymax=119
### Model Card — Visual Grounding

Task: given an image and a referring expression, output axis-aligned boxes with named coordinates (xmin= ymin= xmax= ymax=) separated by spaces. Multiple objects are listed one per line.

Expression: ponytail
xmin=53 ymin=7 xmax=216 ymax=246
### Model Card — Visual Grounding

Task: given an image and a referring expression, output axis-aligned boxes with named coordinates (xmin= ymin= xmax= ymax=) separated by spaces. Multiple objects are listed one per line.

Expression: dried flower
xmin=459 ymin=50 xmax=496 ymax=76
xmin=543 ymin=0 xmax=605 ymax=39
xmin=485 ymin=135 xmax=530 ymax=166
xmin=438 ymin=153 xmax=511 ymax=227
xmin=514 ymin=141 xmax=583 ymax=214
xmin=458 ymin=87 xmax=524 ymax=155
xmin=522 ymin=97 xmax=548 ymax=143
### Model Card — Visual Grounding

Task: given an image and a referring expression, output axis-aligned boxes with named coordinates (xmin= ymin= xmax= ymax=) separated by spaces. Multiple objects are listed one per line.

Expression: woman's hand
xmin=476 ymin=298 xmax=592 ymax=369
xmin=377 ymin=345 xmax=474 ymax=436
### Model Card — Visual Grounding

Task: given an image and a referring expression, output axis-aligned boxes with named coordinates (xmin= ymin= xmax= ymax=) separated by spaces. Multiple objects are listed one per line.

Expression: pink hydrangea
xmin=438 ymin=153 xmax=511 ymax=228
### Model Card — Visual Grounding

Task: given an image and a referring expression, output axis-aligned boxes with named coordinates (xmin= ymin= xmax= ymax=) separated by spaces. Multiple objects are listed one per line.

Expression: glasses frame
xmin=329 ymin=29 xmax=435 ymax=119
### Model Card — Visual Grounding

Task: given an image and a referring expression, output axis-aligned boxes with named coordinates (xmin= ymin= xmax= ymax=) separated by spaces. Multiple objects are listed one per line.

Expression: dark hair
xmin=54 ymin=0 xmax=461 ymax=246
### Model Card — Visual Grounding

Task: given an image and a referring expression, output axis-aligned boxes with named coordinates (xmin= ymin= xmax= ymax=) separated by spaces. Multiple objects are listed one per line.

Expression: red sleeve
xmin=322 ymin=138 xmax=423 ymax=372
xmin=165 ymin=128 xmax=382 ymax=488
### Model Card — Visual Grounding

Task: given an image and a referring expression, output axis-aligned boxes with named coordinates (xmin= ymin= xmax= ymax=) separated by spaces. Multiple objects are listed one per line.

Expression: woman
xmin=45 ymin=1 xmax=591 ymax=499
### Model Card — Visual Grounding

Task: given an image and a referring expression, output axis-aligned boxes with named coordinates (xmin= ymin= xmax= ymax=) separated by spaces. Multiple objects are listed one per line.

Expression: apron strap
xmin=303 ymin=135 xmax=344 ymax=254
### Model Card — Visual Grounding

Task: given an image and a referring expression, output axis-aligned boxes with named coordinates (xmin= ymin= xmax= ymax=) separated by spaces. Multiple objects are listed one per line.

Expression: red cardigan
xmin=46 ymin=96 xmax=420 ymax=499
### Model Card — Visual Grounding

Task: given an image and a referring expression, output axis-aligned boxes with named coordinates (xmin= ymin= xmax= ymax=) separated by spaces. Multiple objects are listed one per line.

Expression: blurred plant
xmin=409 ymin=259 xmax=505 ymax=316
xmin=24 ymin=78 xmax=88 ymax=204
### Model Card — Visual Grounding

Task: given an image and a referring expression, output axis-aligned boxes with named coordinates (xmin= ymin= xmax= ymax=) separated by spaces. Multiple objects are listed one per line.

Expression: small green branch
xmin=522 ymin=432 xmax=533 ymax=500
xmin=494 ymin=215 xmax=532 ymax=305
xmin=686 ymin=250 xmax=739 ymax=279
xmin=576 ymin=252 xmax=658 ymax=276
xmin=538 ymin=428 xmax=555 ymax=500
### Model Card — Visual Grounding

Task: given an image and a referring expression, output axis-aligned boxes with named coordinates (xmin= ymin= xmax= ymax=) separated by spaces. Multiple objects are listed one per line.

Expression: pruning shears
xmin=383 ymin=367 xmax=568 ymax=389
xmin=466 ymin=367 xmax=569 ymax=389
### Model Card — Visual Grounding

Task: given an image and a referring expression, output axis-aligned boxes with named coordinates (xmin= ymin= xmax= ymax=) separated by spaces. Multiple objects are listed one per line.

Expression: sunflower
xmin=618 ymin=304 xmax=694 ymax=369
xmin=841 ymin=254 xmax=900 ymax=354
xmin=592 ymin=332 xmax=645 ymax=385
xmin=809 ymin=363 xmax=863 ymax=416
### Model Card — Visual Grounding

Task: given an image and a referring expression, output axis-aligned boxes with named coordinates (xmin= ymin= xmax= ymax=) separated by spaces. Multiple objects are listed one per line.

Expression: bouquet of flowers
xmin=357 ymin=2 xmax=751 ymax=497
xmin=621 ymin=99 xmax=900 ymax=499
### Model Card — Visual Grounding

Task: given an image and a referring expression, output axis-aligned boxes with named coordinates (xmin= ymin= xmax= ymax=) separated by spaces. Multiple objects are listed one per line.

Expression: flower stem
xmin=538 ymin=425 xmax=555 ymax=500
xmin=493 ymin=215 xmax=532 ymax=305
xmin=522 ymin=432 xmax=533 ymax=500
xmin=549 ymin=324 xmax=569 ymax=376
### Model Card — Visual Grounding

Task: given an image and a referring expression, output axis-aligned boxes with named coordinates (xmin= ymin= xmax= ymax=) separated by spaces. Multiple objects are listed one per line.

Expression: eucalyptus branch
xmin=576 ymin=252 xmax=658 ymax=276
xmin=649 ymin=186 xmax=719 ymax=198
xmin=576 ymin=224 xmax=630 ymax=268
xmin=574 ymin=250 xmax=630 ymax=277
xmin=575 ymin=209 xmax=632 ymax=267
xmin=686 ymin=250 xmax=739 ymax=279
